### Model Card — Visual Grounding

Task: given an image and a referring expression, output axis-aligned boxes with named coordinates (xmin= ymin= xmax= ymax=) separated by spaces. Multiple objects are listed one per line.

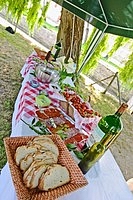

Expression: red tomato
xmin=88 ymin=109 xmax=94 ymax=114
xmin=64 ymin=133 xmax=88 ymax=145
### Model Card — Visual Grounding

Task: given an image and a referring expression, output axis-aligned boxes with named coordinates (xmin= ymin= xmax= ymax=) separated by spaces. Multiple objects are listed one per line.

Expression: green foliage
xmin=27 ymin=1 xmax=42 ymax=31
xmin=105 ymin=35 xmax=133 ymax=90
xmin=41 ymin=1 xmax=50 ymax=18
xmin=80 ymin=29 xmax=133 ymax=89
xmin=0 ymin=0 xmax=7 ymax=10
xmin=37 ymin=1 xmax=50 ymax=27
xmin=79 ymin=27 xmax=97 ymax=66
xmin=108 ymin=36 xmax=129 ymax=58
xmin=21 ymin=118 xmax=51 ymax=135
xmin=79 ymin=32 xmax=109 ymax=75
xmin=7 ymin=0 xmax=29 ymax=23
xmin=58 ymin=68 xmax=74 ymax=90
xmin=0 ymin=0 xmax=51 ymax=33
xmin=119 ymin=53 xmax=133 ymax=90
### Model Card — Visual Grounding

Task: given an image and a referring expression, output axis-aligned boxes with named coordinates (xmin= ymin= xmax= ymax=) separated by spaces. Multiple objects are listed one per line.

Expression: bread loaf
xmin=38 ymin=164 xmax=70 ymax=191
xmin=15 ymin=146 xmax=37 ymax=166
xmin=33 ymin=150 xmax=58 ymax=163
xmin=20 ymin=154 xmax=33 ymax=171
xmin=33 ymin=136 xmax=54 ymax=143
xmin=30 ymin=165 xmax=48 ymax=189
xmin=15 ymin=136 xmax=70 ymax=191
xmin=30 ymin=140 xmax=59 ymax=156
xmin=23 ymin=160 xmax=46 ymax=187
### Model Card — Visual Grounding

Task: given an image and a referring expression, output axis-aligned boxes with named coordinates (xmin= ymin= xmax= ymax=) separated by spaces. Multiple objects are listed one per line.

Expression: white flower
xmin=62 ymin=77 xmax=75 ymax=87
xmin=64 ymin=58 xmax=76 ymax=73
xmin=55 ymin=57 xmax=76 ymax=73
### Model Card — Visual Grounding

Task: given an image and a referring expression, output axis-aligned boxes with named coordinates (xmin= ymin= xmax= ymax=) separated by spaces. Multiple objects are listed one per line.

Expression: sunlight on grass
xmin=77 ymin=74 xmax=120 ymax=116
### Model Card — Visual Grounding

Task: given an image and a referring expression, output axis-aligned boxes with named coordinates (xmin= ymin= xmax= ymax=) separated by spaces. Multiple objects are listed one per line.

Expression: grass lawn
xmin=0 ymin=24 xmax=34 ymax=169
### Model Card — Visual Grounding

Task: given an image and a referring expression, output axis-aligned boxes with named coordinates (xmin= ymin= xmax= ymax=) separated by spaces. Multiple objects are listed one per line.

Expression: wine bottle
xmin=78 ymin=103 xmax=128 ymax=174
xmin=51 ymin=41 xmax=61 ymax=60
xmin=78 ymin=142 xmax=105 ymax=174
xmin=87 ymin=103 xmax=128 ymax=149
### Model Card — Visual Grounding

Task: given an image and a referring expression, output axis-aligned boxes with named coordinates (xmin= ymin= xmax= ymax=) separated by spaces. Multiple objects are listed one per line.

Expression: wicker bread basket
xmin=4 ymin=135 xmax=88 ymax=200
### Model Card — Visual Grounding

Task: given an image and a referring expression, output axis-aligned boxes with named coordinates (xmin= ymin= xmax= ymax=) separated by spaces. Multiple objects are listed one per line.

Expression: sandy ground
xmin=0 ymin=15 xmax=133 ymax=187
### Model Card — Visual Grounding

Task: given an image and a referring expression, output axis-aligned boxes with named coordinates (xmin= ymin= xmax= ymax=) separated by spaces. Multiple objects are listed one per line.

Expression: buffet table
xmin=0 ymin=52 xmax=133 ymax=200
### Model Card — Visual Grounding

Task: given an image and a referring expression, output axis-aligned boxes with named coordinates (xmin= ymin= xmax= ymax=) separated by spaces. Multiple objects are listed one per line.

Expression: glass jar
xmin=35 ymin=63 xmax=59 ymax=83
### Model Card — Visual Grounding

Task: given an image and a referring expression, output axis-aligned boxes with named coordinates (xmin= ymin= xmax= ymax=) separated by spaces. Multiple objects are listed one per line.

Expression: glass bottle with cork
xmin=51 ymin=41 xmax=62 ymax=61
xmin=78 ymin=103 xmax=128 ymax=174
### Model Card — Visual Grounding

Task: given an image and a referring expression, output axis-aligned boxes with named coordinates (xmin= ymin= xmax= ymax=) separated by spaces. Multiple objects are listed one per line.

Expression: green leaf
xmin=39 ymin=126 xmax=47 ymax=131
xmin=33 ymin=120 xmax=42 ymax=127
xmin=57 ymin=132 xmax=68 ymax=140
xmin=66 ymin=143 xmax=77 ymax=150
xmin=73 ymin=150 xmax=84 ymax=160
xmin=56 ymin=129 xmax=64 ymax=134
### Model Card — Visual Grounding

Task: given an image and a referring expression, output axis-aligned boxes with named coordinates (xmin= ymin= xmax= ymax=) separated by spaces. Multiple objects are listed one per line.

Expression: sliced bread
xmin=15 ymin=145 xmax=37 ymax=166
xmin=23 ymin=160 xmax=45 ymax=184
xmin=20 ymin=154 xmax=34 ymax=172
xmin=33 ymin=136 xmax=54 ymax=143
xmin=30 ymin=165 xmax=48 ymax=189
xmin=33 ymin=150 xmax=58 ymax=163
xmin=31 ymin=140 xmax=59 ymax=156
xmin=38 ymin=164 xmax=70 ymax=191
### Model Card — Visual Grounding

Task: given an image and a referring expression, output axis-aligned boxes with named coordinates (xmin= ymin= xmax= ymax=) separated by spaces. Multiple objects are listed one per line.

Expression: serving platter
xmin=4 ymin=135 xmax=88 ymax=200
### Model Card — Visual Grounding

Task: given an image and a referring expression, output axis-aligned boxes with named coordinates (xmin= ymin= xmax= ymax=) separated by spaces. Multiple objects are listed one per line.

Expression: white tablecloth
xmin=0 ymin=55 xmax=133 ymax=200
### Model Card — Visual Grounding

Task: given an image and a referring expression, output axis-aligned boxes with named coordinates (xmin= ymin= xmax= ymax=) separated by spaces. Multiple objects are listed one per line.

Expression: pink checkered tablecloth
xmin=15 ymin=81 xmax=59 ymax=123
xmin=16 ymin=52 xmax=100 ymax=133
xmin=15 ymin=52 xmax=68 ymax=124
xmin=21 ymin=53 xmax=38 ymax=77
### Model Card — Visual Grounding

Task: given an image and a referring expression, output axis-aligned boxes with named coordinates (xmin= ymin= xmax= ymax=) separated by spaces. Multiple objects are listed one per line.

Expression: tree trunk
xmin=57 ymin=8 xmax=84 ymax=65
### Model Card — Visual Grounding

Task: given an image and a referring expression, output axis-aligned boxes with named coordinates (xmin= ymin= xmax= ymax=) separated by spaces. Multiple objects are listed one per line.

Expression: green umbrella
xmin=52 ymin=0 xmax=133 ymax=73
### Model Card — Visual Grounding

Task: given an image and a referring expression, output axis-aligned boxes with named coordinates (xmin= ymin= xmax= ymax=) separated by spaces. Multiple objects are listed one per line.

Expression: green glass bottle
xmin=78 ymin=142 xmax=105 ymax=174
xmin=87 ymin=103 xmax=128 ymax=149
xmin=78 ymin=103 xmax=128 ymax=174
xmin=51 ymin=42 xmax=62 ymax=60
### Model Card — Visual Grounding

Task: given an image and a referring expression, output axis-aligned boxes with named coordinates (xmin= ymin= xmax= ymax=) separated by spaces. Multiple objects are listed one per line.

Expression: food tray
xmin=4 ymin=135 xmax=88 ymax=200
xmin=35 ymin=107 xmax=62 ymax=120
